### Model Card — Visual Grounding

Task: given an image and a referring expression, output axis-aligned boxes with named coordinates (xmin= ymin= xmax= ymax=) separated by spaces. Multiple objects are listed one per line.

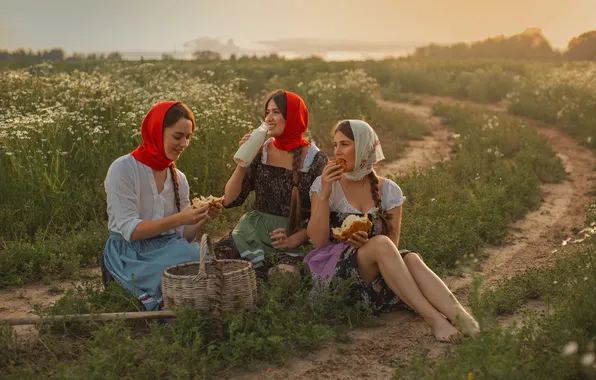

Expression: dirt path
xmin=222 ymin=98 xmax=595 ymax=380
xmin=0 ymin=269 xmax=100 ymax=338
xmin=375 ymin=99 xmax=453 ymax=178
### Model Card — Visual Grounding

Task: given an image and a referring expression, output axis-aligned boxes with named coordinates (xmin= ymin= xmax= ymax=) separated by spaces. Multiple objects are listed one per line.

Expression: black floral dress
xmin=329 ymin=210 xmax=416 ymax=315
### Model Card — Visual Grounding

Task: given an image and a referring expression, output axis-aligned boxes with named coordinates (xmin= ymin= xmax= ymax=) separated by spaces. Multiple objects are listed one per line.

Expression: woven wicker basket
xmin=162 ymin=234 xmax=257 ymax=311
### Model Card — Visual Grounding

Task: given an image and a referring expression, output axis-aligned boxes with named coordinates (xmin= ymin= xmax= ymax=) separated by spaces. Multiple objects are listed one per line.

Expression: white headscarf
xmin=343 ymin=120 xmax=385 ymax=181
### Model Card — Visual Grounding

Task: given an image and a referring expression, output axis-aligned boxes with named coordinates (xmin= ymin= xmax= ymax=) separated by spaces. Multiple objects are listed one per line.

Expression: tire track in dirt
xmin=0 ymin=269 xmax=101 ymax=339
xmin=223 ymin=98 xmax=595 ymax=380
xmin=374 ymin=99 xmax=453 ymax=178
xmin=403 ymin=95 xmax=595 ymax=290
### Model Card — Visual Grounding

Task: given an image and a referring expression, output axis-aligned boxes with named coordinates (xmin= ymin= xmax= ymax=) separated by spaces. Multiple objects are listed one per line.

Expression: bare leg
xmin=356 ymin=236 xmax=459 ymax=342
xmin=403 ymin=254 xmax=479 ymax=337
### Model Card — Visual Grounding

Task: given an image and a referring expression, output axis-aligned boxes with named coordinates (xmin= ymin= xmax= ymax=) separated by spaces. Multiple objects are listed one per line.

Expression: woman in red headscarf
xmin=102 ymin=102 xmax=222 ymax=311
xmin=217 ymin=90 xmax=328 ymax=278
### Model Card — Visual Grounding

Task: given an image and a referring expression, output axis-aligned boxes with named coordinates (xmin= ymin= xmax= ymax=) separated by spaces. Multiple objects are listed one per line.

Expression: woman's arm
xmin=287 ymin=228 xmax=309 ymax=247
xmin=223 ymin=132 xmax=260 ymax=207
xmin=307 ymin=193 xmax=332 ymax=248
xmin=222 ymin=165 xmax=249 ymax=206
xmin=386 ymin=205 xmax=403 ymax=247
xmin=181 ymin=204 xmax=222 ymax=242
xmin=132 ymin=206 xmax=210 ymax=241
xmin=131 ymin=214 xmax=184 ymax=241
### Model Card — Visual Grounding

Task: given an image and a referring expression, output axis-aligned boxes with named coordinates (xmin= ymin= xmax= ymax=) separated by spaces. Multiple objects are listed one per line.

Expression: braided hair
xmin=265 ymin=90 xmax=303 ymax=235
xmin=335 ymin=121 xmax=393 ymax=235
xmin=163 ymin=102 xmax=196 ymax=212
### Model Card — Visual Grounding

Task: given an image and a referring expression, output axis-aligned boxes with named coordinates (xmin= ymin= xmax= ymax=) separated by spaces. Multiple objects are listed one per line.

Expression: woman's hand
xmin=320 ymin=162 xmax=343 ymax=200
xmin=177 ymin=205 xmax=210 ymax=225
xmin=206 ymin=203 xmax=223 ymax=220
xmin=270 ymin=228 xmax=299 ymax=250
xmin=347 ymin=231 xmax=369 ymax=249
xmin=238 ymin=131 xmax=252 ymax=147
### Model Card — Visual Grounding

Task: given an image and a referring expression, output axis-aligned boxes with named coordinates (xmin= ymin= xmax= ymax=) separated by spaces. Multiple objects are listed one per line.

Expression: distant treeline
xmin=413 ymin=28 xmax=596 ymax=61
xmin=2 ymin=28 xmax=595 ymax=62
xmin=0 ymin=48 xmax=123 ymax=61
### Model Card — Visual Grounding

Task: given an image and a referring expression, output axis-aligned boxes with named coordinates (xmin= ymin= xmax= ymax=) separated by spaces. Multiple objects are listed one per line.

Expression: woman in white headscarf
xmin=305 ymin=120 xmax=479 ymax=343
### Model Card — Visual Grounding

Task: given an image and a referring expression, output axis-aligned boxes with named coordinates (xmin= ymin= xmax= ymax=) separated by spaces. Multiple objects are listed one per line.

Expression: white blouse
xmin=261 ymin=138 xmax=321 ymax=171
xmin=104 ymin=154 xmax=190 ymax=241
xmin=309 ymin=175 xmax=406 ymax=214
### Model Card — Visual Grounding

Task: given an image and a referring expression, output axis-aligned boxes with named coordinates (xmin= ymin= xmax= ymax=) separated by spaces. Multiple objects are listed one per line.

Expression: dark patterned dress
xmin=329 ymin=210 xmax=415 ymax=315
xmin=304 ymin=177 xmax=416 ymax=315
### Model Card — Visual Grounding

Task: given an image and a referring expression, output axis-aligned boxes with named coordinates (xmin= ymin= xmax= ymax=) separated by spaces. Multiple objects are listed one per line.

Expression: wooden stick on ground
xmin=0 ymin=310 xmax=177 ymax=326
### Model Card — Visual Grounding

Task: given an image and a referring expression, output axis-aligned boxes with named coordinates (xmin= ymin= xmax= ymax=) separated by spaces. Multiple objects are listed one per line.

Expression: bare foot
xmin=456 ymin=312 xmax=480 ymax=337
xmin=267 ymin=264 xmax=299 ymax=279
xmin=431 ymin=318 xmax=460 ymax=343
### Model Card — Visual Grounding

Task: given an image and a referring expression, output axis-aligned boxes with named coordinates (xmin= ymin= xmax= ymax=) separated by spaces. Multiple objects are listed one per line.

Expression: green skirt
xmin=232 ymin=210 xmax=301 ymax=268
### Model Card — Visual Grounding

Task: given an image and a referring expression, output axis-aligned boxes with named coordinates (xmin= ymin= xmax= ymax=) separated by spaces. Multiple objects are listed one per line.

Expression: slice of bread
xmin=192 ymin=195 xmax=225 ymax=208
xmin=329 ymin=158 xmax=347 ymax=172
xmin=331 ymin=214 xmax=372 ymax=241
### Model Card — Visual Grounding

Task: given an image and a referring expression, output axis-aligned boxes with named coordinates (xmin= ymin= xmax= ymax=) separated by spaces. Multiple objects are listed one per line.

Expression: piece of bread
xmin=331 ymin=214 xmax=373 ymax=241
xmin=329 ymin=158 xmax=347 ymax=172
xmin=192 ymin=195 xmax=225 ymax=208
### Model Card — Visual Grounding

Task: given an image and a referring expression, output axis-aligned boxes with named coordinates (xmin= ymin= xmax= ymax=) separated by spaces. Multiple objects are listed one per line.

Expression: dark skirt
xmin=333 ymin=245 xmax=417 ymax=315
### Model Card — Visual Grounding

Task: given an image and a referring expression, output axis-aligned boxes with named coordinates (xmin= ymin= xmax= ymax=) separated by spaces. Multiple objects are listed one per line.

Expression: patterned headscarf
xmin=343 ymin=120 xmax=385 ymax=181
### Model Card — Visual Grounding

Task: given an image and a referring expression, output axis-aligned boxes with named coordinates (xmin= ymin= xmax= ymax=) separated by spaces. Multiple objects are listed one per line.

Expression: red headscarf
xmin=272 ymin=91 xmax=310 ymax=151
xmin=131 ymin=101 xmax=179 ymax=171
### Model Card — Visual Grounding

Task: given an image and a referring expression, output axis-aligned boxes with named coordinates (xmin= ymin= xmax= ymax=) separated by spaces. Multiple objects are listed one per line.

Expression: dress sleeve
xmin=104 ymin=161 xmax=143 ymax=241
xmin=176 ymin=170 xmax=191 ymax=237
xmin=310 ymin=151 xmax=328 ymax=178
xmin=383 ymin=179 xmax=406 ymax=211
xmin=309 ymin=175 xmax=323 ymax=199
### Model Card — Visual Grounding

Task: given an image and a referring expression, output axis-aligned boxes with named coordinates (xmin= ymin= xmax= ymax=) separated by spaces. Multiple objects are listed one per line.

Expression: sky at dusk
xmin=1 ymin=0 xmax=593 ymax=54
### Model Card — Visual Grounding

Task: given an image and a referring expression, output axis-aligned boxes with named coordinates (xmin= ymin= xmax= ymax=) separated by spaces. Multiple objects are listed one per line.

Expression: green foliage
xmin=395 ymin=104 xmax=565 ymax=269
xmin=394 ymin=244 xmax=596 ymax=380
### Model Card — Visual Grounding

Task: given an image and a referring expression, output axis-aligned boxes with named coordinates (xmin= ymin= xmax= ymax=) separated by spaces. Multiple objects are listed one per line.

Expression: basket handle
xmin=193 ymin=234 xmax=216 ymax=281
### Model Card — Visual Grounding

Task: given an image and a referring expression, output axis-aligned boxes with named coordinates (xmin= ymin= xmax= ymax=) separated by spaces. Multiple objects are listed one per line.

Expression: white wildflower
xmin=580 ymin=352 xmax=595 ymax=367
xmin=562 ymin=341 xmax=578 ymax=356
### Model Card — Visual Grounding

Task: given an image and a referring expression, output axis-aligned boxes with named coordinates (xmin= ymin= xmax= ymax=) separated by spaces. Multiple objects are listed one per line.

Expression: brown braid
xmin=368 ymin=172 xmax=393 ymax=235
xmin=161 ymin=102 xmax=195 ymax=214
xmin=288 ymin=147 xmax=303 ymax=235
xmin=170 ymin=163 xmax=181 ymax=212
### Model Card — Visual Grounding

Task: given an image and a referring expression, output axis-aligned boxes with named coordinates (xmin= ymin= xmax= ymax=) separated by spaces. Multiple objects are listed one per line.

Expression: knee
xmin=403 ymin=252 xmax=423 ymax=266
xmin=368 ymin=235 xmax=394 ymax=249
xmin=364 ymin=235 xmax=397 ymax=260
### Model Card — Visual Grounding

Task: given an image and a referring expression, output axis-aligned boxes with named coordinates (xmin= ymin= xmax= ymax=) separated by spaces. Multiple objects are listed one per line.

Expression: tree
xmin=192 ymin=50 xmax=222 ymax=60
xmin=566 ymin=30 xmax=596 ymax=61
xmin=44 ymin=48 xmax=65 ymax=60
xmin=67 ymin=52 xmax=85 ymax=61
xmin=107 ymin=51 xmax=122 ymax=61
